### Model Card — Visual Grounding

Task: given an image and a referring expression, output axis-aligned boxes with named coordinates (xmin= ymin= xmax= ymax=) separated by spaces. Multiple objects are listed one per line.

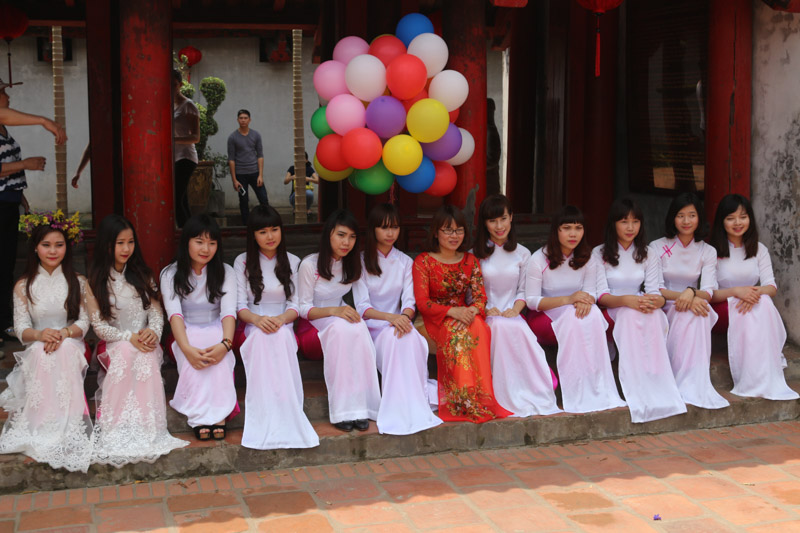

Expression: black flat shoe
xmin=333 ymin=420 xmax=354 ymax=432
xmin=353 ymin=419 xmax=369 ymax=431
xmin=193 ymin=425 xmax=212 ymax=441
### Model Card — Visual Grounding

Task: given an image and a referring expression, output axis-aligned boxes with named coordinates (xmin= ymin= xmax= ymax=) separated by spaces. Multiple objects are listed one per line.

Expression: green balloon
xmin=352 ymin=160 xmax=395 ymax=195
xmin=311 ymin=107 xmax=334 ymax=139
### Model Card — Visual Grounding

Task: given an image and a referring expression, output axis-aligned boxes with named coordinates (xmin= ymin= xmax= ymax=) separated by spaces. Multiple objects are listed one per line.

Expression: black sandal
xmin=193 ymin=425 xmax=212 ymax=441
xmin=211 ymin=425 xmax=226 ymax=440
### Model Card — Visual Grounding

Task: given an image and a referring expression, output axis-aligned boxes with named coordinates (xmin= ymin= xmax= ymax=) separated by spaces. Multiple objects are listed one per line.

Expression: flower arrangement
xmin=18 ymin=209 xmax=84 ymax=244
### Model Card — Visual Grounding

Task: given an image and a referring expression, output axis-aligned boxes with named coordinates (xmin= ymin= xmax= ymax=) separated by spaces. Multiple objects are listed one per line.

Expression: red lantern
xmin=178 ymin=46 xmax=202 ymax=67
xmin=576 ymin=0 xmax=624 ymax=77
xmin=0 ymin=4 xmax=28 ymax=86
xmin=762 ymin=0 xmax=800 ymax=11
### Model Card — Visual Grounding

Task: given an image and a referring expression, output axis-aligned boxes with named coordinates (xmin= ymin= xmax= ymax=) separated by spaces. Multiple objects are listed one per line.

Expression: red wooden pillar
xmin=443 ymin=0 xmax=487 ymax=220
xmin=85 ymin=0 xmax=120 ymax=224
xmin=705 ymin=0 xmax=752 ymax=221
xmin=120 ymin=0 xmax=175 ymax=272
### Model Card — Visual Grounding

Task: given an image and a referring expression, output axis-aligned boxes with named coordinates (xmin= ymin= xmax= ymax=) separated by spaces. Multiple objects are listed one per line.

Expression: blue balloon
xmin=396 ymin=156 xmax=435 ymax=193
xmin=395 ymin=13 xmax=435 ymax=48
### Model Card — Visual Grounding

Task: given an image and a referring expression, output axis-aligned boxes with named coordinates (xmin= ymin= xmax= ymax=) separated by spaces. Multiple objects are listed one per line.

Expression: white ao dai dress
xmin=160 ymin=263 xmax=238 ymax=427
xmin=234 ymin=251 xmax=319 ymax=449
xmin=650 ymin=237 xmax=729 ymax=409
xmin=478 ymin=243 xmax=560 ymax=417
xmin=525 ymin=251 xmax=625 ymax=413
xmin=87 ymin=269 xmax=188 ymax=466
xmin=0 ymin=267 xmax=93 ymax=472
xmin=593 ymin=244 xmax=687 ymax=423
xmin=352 ymin=248 xmax=442 ymax=435
xmin=716 ymin=242 xmax=797 ymax=400
xmin=297 ymin=254 xmax=381 ymax=424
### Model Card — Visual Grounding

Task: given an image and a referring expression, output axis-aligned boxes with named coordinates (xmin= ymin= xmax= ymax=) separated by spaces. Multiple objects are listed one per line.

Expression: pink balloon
xmin=333 ymin=36 xmax=369 ymax=65
xmin=326 ymin=93 xmax=367 ymax=135
xmin=313 ymin=60 xmax=348 ymax=102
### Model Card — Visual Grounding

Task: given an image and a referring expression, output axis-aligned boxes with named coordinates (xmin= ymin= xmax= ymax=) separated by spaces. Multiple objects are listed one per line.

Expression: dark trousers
xmin=174 ymin=158 xmax=197 ymax=228
xmin=0 ymin=201 xmax=20 ymax=329
xmin=236 ymin=172 xmax=269 ymax=224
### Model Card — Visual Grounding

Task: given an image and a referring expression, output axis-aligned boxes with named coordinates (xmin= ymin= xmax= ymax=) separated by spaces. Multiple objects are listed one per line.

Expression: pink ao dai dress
xmin=297 ymin=254 xmax=381 ymax=424
xmin=650 ymin=237 xmax=729 ymax=409
xmin=160 ymin=263 xmax=238 ymax=427
xmin=477 ymin=243 xmax=560 ymax=417
xmin=716 ymin=242 xmax=798 ymax=400
xmin=352 ymin=248 xmax=442 ymax=435
xmin=0 ymin=266 xmax=93 ymax=472
xmin=525 ymin=250 xmax=626 ymax=414
xmin=593 ymin=244 xmax=687 ymax=423
xmin=87 ymin=268 xmax=188 ymax=467
xmin=234 ymin=251 xmax=319 ymax=449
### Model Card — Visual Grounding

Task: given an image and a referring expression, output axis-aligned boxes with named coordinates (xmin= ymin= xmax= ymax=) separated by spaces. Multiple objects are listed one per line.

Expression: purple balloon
xmin=365 ymin=96 xmax=407 ymax=139
xmin=420 ymin=123 xmax=462 ymax=161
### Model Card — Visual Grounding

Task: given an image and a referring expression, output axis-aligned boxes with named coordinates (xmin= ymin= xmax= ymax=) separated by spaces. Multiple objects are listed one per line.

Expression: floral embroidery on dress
xmin=106 ymin=351 xmax=127 ymax=385
xmin=133 ymin=354 xmax=154 ymax=382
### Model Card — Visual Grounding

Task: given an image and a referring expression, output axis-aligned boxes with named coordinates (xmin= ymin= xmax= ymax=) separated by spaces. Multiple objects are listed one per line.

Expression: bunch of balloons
xmin=311 ymin=13 xmax=475 ymax=196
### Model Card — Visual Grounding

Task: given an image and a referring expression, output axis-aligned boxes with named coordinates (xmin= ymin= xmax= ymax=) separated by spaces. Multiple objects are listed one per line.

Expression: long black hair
xmin=89 ymin=214 xmax=158 ymax=321
xmin=474 ymin=194 xmax=517 ymax=259
xmin=245 ymin=205 xmax=293 ymax=302
xmin=664 ymin=192 xmax=709 ymax=241
xmin=426 ymin=204 xmax=470 ymax=253
xmin=21 ymin=225 xmax=81 ymax=321
xmin=172 ymin=214 xmax=226 ymax=302
xmin=545 ymin=205 xmax=591 ymax=270
xmin=364 ymin=203 xmax=400 ymax=277
xmin=710 ymin=193 xmax=759 ymax=259
xmin=601 ymin=197 xmax=648 ymax=266
xmin=317 ymin=209 xmax=361 ymax=284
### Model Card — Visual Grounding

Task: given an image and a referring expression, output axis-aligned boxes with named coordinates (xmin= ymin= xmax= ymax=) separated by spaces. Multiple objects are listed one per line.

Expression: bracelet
xmin=221 ymin=338 xmax=232 ymax=351
xmin=686 ymin=287 xmax=697 ymax=297
xmin=62 ymin=327 xmax=71 ymax=339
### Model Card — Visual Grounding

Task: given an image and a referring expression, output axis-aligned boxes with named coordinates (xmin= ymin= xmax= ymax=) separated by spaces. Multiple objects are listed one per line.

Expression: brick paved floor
xmin=4 ymin=422 xmax=800 ymax=532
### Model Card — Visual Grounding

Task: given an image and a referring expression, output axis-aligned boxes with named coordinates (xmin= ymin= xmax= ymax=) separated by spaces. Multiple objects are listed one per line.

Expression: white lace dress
xmin=0 ymin=266 xmax=93 ymax=472
xmin=87 ymin=268 xmax=188 ymax=467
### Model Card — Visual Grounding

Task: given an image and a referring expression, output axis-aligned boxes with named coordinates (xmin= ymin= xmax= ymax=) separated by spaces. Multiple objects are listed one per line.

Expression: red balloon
xmin=316 ymin=134 xmax=349 ymax=172
xmin=401 ymin=89 xmax=428 ymax=113
xmin=449 ymin=108 xmax=460 ymax=123
xmin=386 ymin=54 xmax=428 ymax=101
xmin=368 ymin=35 xmax=407 ymax=67
xmin=341 ymin=128 xmax=383 ymax=170
xmin=426 ymin=161 xmax=457 ymax=197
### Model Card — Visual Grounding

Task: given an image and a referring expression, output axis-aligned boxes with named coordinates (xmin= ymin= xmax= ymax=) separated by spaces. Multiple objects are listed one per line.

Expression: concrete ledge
xmin=1 ymin=381 xmax=797 ymax=495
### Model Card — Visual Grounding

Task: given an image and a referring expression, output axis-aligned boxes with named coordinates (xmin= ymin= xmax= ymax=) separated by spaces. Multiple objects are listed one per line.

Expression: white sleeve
xmin=400 ymin=255 xmax=417 ymax=313
xmin=233 ymin=255 xmax=249 ymax=314
xmin=72 ymin=277 xmax=90 ymax=338
xmin=757 ymin=243 xmax=778 ymax=289
xmin=12 ymin=280 xmax=32 ymax=344
xmin=644 ymin=252 xmax=662 ymax=295
xmin=146 ymin=298 xmax=165 ymax=339
xmin=515 ymin=248 xmax=531 ymax=303
xmin=593 ymin=249 xmax=610 ymax=300
xmin=286 ymin=255 xmax=301 ymax=315
xmin=524 ymin=251 xmax=545 ymax=311
xmin=219 ymin=264 xmax=238 ymax=320
xmin=649 ymin=243 xmax=667 ymax=290
xmin=699 ymin=244 xmax=718 ymax=293
xmin=297 ymin=258 xmax=317 ymax=320
xmin=160 ymin=264 xmax=184 ymax=321
xmin=85 ymin=282 xmax=131 ymax=342
xmin=581 ymin=256 xmax=598 ymax=299
xmin=352 ymin=276 xmax=373 ymax=318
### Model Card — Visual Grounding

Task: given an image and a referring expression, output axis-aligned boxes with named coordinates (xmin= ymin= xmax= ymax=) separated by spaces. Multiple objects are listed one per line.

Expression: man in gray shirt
xmin=227 ymin=109 xmax=267 ymax=223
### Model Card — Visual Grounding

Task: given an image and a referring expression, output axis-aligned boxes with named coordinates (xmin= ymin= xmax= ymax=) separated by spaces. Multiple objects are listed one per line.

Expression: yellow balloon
xmin=314 ymin=155 xmax=353 ymax=182
xmin=406 ymin=98 xmax=449 ymax=143
xmin=382 ymin=135 xmax=423 ymax=176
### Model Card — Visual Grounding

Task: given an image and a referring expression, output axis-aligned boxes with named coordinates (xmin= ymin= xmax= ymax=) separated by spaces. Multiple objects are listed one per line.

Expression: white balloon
xmin=445 ymin=128 xmax=474 ymax=166
xmin=429 ymin=70 xmax=469 ymax=112
xmin=345 ymin=54 xmax=387 ymax=102
xmin=407 ymin=33 xmax=449 ymax=78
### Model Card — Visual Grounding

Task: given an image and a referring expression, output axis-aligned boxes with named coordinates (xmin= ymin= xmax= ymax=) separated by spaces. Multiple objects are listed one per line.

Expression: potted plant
xmin=179 ymin=75 xmax=227 ymax=215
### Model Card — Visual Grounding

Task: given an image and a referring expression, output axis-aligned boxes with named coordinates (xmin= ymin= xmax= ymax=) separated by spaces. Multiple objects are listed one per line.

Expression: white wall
xmin=10 ymin=35 xmax=506 ymax=214
xmin=751 ymin=2 xmax=800 ymax=343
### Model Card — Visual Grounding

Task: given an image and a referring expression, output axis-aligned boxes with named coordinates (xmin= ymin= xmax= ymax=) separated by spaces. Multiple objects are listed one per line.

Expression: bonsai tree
xmin=178 ymin=75 xmax=226 ymax=161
